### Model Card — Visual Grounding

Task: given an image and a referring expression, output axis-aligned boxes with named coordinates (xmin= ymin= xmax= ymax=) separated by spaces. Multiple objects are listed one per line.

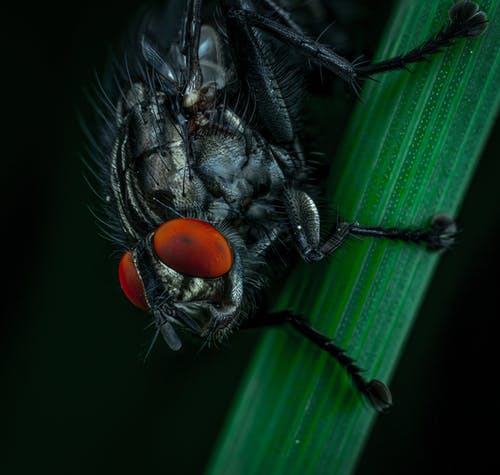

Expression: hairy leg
xmin=242 ymin=310 xmax=393 ymax=413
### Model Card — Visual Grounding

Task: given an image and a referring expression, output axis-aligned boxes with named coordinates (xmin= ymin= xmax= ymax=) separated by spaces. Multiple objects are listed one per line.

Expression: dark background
xmin=2 ymin=1 xmax=498 ymax=473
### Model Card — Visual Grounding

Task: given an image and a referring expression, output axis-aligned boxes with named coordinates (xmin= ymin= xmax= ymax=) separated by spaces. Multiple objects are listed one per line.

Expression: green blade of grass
xmin=206 ymin=1 xmax=500 ymax=474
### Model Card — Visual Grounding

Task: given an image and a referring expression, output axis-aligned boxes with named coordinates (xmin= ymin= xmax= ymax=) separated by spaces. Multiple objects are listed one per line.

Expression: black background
xmin=2 ymin=1 xmax=499 ymax=473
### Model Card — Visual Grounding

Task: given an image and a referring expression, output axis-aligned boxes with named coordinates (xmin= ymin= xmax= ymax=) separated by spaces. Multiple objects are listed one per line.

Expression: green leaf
xmin=206 ymin=1 xmax=500 ymax=474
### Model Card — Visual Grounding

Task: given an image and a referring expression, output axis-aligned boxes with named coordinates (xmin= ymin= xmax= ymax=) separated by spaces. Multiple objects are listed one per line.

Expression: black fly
xmin=89 ymin=1 xmax=487 ymax=412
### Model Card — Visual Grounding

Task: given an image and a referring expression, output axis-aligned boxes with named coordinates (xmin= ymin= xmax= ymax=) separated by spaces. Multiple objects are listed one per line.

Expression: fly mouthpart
xmin=175 ymin=312 xmax=202 ymax=334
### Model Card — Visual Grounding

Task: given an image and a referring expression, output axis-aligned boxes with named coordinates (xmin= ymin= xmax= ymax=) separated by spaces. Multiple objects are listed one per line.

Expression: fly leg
xmin=261 ymin=0 xmax=305 ymax=34
xmin=348 ymin=216 xmax=457 ymax=250
xmin=284 ymin=189 xmax=457 ymax=263
xmin=242 ymin=310 xmax=392 ymax=413
xmin=270 ymin=190 xmax=457 ymax=411
xmin=222 ymin=0 xmax=305 ymax=145
xmin=182 ymin=0 xmax=203 ymax=100
xmin=355 ymin=2 xmax=488 ymax=77
xmin=228 ymin=1 xmax=487 ymax=88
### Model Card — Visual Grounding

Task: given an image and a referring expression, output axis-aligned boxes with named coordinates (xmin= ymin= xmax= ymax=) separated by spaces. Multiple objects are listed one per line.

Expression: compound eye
xmin=118 ymin=251 xmax=149 ymax=311
xmin=153 ymin=218 xmax=233 ymax=278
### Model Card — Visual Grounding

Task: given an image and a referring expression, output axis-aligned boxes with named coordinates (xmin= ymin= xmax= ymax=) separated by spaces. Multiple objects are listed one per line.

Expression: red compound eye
xmin=153 ymin=218 xmax=233 ymax=278
xmin=118 ymin=251 xmax=149 ymax=311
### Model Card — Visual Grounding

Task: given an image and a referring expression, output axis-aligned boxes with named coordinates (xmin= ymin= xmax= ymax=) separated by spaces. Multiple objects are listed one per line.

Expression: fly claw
xmin=448 ymin=1 xmax=488 ymax=37
xmin=425 ymin=214 xmax=458 ymax=251
xmin=364 ymin=380 xmax=394 ymax=414
xmin=93 ymin=1 xmax=488 ymax=412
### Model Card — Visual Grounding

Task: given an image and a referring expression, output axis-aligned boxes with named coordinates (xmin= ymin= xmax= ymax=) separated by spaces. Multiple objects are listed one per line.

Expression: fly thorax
xmin=134 ymin=106 xmax=210 ymax=216
xmin=194 ymin=133 xmax=283 ymax=219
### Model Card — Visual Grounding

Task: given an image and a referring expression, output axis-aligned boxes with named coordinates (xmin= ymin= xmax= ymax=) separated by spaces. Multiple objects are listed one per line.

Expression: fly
xmin=90 ymin=0 xmax=487 ymax=413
